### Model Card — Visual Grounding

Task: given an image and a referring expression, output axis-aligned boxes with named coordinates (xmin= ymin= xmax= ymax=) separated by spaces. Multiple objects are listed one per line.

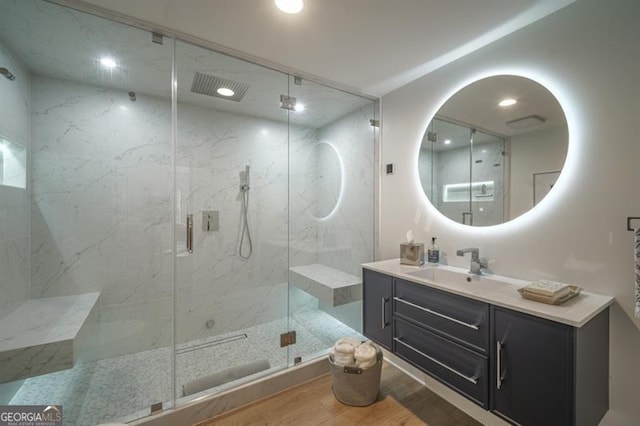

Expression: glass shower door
xmin=287 ymin=75 xmax=376 ymax=364
xmin=431 ymin=118 xmax=473 ymax=225
xmin=173 ymin=40 xmax=291 ymax=402
xmin=0 ymin=2 xmax=175 ymax=424
xmin=471 ymin=130 xmax=506 ymax=226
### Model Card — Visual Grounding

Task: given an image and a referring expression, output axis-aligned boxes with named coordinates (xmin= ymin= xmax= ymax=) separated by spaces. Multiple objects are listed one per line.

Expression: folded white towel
xmin=354 ymin=341 xmax=377 ymax=369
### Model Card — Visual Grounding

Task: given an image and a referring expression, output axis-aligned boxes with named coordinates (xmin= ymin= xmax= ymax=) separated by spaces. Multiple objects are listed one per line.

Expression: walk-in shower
xmin=0 ymin=1 xmax=376 ymax=424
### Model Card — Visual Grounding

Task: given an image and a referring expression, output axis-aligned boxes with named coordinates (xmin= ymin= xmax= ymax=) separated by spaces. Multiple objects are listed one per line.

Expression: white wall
xmin=380 ymin=0 xmax=640 ymax=423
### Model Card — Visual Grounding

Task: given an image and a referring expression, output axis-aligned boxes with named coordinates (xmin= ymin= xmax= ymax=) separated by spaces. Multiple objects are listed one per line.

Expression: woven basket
xmin=329 ymin=344 xmax=383 ymax=406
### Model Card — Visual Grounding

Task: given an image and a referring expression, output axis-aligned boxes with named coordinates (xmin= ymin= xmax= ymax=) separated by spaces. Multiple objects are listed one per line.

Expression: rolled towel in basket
xmin=332 ymin=342 xmax=357 ymax=366
xmin=330 ymin=336 xmax=363 ymax=366
xmin=354 ymin=341 xmax=378 ymax=369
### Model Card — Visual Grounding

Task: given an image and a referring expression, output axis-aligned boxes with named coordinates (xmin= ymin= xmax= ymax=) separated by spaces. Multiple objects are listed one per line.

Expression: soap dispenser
xmin=427 ymin=237 xmax=440 ymax=266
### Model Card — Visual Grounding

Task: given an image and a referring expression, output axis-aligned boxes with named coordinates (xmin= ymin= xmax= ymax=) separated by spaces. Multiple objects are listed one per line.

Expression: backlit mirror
xmin=419 ymin=75 xmax=568 ymax=226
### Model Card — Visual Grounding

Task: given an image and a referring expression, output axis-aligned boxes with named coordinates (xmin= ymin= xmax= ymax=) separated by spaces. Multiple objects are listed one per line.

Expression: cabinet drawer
xmin=394 ymin=317 xmax=488 ymax=408
xmin=394 ymin=279 xmax=489 ymax=353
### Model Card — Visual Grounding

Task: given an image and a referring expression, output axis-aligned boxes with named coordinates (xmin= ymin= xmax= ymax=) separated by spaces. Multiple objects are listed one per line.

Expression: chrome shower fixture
xmin=0 ymin=67 xmax=15 ymax=81
xmin=240 ymin=165 xmax=250 ymax=192
xmin=128 ymin=91 xmax=136 ymax=102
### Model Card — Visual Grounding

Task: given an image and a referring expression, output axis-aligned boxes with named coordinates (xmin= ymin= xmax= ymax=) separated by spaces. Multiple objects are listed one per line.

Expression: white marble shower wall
xmin=289 ymin=106 xmax=375 ymax=332
xmin=0 ymin=41 xmax=31 ymax=404
xmin=0 ymin=42 xmax=30 ymax=322
xmin=174 ymin=103 xmax=316 ymax=344
xmin=315 ymin=107 xmax=374 ymax=277
xmin=30 ymin=76 xmax=174 ymax=359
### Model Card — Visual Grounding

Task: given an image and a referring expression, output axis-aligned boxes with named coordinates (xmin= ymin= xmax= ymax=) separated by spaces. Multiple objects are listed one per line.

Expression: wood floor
xmin=197 ymin=362 xmax=481 ymax=425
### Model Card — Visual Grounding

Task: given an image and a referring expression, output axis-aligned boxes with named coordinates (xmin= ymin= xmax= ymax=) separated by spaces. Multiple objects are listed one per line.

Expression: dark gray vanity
xmin=363 ymin=262 xmax=613 ymax=426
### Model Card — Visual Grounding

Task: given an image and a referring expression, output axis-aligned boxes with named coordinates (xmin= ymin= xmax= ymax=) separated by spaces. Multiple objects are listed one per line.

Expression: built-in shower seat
xmin=289 ymin=264 xmax=361 ymax=306
xmin=0 ymin=292 xmax=100 ymax=383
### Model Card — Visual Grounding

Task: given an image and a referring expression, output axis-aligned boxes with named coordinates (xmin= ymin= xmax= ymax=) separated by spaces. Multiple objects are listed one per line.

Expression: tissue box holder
xmin=400 ymin=243 xmax=424 ymax=266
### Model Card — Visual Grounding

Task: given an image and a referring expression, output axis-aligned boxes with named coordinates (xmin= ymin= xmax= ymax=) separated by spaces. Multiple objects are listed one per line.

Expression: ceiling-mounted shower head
xmin=190 ymin=72 xmax=249 ymax=102
xmin=0 ymin=67 xmax=16 ymax=81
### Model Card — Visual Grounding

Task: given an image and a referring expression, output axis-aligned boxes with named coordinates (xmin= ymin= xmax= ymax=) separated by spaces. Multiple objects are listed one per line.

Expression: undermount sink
xmin=406 ymin=267 xmax=513 ymax=290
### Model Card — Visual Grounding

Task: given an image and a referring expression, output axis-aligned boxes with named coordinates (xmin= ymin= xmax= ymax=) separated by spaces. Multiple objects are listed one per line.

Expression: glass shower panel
xmin=287 ymin=76 xmax=376 ymax=364
xmin=0 ymin=1 xmax=174 ymax=424
xmin=471 ymin=130 xmax=506 ymax=226
xmin=174 ymin=40 xmax=290 ymax=402
xmin=432 ymin=118 xmax=472 ymax=225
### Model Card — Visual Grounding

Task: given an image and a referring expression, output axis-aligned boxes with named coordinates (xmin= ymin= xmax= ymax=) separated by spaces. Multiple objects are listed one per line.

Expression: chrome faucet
xmin=456 ymin=247 xmax=487 ymax=275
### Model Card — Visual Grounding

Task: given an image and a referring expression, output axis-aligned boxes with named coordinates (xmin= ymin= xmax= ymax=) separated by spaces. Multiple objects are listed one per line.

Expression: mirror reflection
xmin=419 ymin=75 xmax=568 ymax=226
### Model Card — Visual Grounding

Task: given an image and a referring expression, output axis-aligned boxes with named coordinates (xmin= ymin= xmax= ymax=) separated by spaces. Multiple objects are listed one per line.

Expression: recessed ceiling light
xmin=217 ymin=87 xmax=235 ymax=97
xmin=498 ymin=98 xmax=517 ymax=107
xmin=275 ymin=0 xmax=304 ymax=14
xmin=100 ymin=56 xmax=117 ymax=69
xmin=444 ymin=139 xmax=451 ymax=145
xmin=294 ymin=103 xmax=305 ymax=112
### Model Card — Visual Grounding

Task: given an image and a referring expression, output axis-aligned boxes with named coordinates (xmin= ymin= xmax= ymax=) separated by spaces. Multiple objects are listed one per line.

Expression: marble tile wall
xmin=289 ymin=106 xmax=375 ymax=333
xmin=30 ymin=75 xmax=174 ymax=358
xmin=0 ymin=42 xmax=30 ymax=322
xmin=174 ymin=102 xmax=313 ymax=344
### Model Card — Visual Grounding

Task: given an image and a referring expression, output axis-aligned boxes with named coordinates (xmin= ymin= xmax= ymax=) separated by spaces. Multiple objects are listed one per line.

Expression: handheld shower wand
xmin=239 ymin=165 xmax=253 ymax=260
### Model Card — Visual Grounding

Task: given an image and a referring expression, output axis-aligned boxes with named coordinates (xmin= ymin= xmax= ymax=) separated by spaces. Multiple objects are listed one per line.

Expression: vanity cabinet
xmin=492 ymin=306 xmax=609 ymax=426
xmin=362 ymin=268 xmax=610 ymax=426
xmin=362 ymin=269 xmax=392 ymax=349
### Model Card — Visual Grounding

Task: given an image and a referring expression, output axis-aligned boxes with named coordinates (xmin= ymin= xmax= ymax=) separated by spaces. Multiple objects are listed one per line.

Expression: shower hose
xmin=239 ymin=187 xmax=253 ymax=260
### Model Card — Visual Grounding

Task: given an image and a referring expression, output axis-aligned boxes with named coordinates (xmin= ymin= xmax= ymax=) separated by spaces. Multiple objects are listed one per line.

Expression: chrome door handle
xmin=394 ymin=338 xmax=478 ymax=384
xmin=186 ymin=214 xmax=194 ymax=253
xmin=393 ymin=297 xmax=479 ymax=330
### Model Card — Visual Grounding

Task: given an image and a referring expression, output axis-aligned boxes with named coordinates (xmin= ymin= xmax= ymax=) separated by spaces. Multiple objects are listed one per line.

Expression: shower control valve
xmin=202 ymin=210 xmax=219 ymax=232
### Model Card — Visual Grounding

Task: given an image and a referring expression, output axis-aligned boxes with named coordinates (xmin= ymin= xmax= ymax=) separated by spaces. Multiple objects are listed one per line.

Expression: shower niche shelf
xmin=289 ymin=264 xmax=361 ymax=306
xmin=0 ymin=292 xmax=100 ymax=384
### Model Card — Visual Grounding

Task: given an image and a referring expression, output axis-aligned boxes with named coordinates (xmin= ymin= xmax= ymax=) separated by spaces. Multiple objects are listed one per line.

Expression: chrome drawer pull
xmin=394 ymin=337 xmax=478 ymax=384
xmin=496 ymin=340 xmax=505 ymax=389
xmin=393 ymin=297 xmax=479 ymax=330
xmin=381 ymin=297 xmax=389 ymax=329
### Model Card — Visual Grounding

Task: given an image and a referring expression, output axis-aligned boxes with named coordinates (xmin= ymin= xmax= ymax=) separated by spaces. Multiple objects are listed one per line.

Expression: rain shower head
xmin=190 ymin=72 xmax=249 ymax=102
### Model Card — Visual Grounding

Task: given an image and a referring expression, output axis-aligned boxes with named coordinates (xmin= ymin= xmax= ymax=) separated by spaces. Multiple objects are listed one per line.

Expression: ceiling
xmin=0 ymin=0 xmax=576 ymax=129
xmin=66 ymin=0 xmax=576 ymax=96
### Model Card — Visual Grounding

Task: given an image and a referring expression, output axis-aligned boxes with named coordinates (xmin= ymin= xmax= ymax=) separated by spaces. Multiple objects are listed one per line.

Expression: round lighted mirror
xmin=418 ymin=75 xmax=568 ymax=226
xmin=304 ymin=142 xmax=342 ymax=219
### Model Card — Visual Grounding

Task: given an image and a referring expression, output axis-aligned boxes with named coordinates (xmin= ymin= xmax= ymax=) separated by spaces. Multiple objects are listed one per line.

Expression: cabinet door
xmin=362 ymin=269 xmax=392 ymax=349
xmin=492 ymin=307 xmax=574 ymax=426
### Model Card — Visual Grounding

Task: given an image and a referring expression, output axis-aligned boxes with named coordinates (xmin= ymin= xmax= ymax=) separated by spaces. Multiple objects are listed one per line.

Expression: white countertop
xmin=363 ymin=259 xmax=614 ymax=327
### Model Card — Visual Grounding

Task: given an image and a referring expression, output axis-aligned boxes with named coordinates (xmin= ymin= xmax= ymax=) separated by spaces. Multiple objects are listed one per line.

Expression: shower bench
xmin=289 ymin=264 xmax=361 ymax=306
xmin=0 ymin=292 xmax=100 ymax=384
